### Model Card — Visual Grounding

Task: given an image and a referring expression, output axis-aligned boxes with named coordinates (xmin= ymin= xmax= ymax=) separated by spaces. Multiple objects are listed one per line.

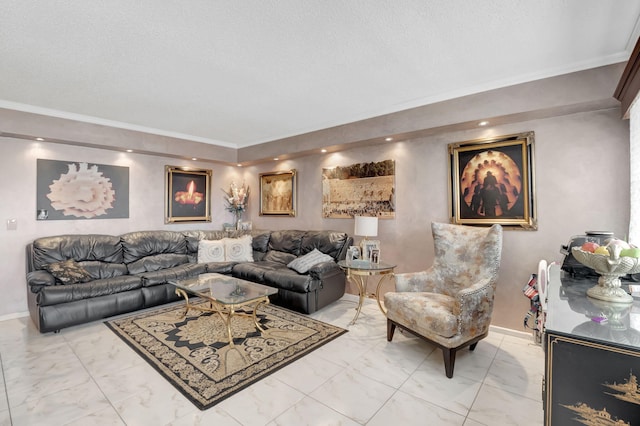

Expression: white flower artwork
xmin=47 ymin=162 xmax=116 ymax=218
xmin=37 ymin=159 xmax=129 ymax=220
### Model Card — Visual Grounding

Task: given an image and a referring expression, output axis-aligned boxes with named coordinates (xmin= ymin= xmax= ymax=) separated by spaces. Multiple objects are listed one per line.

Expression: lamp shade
xmin=354 ymin=216 xmax=378 ymax=237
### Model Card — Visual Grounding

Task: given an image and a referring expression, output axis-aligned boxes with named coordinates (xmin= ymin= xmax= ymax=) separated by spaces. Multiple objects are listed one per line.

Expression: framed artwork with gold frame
xmin=259 ymin=169 xmax=297 ymax=216
xmin=448 ymin=132 xmax=537 ymax=230
xmin=165 ymin=166 xmax=211 ymax=223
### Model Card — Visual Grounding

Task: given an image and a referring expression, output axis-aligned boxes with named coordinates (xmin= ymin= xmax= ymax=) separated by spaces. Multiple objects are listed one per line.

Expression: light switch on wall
xmin=6 ymin=219 xmax=17 ymax=230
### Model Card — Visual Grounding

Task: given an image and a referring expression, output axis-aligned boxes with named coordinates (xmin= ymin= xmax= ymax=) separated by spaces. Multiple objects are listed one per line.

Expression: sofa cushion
xmin=232 ymin=261 xmax=283 ymax=283
xmin=268 ymin=230 xmax=305 ymax=256
xmin=223 ymin=235 xmax=254 ymax=262
xmin=36 ymin=275 xmax=143 ymax=306
xmin=203 ymin=262 xmax=236 ymax=274
xmin=263 ymin=269 xmax=320 ymax=293
xmin=33 ymin=234 xmax=123 ymax=270
xmin=251 ymin=231 xmax=271 ymax=254
xmin=287 ymin=249 xmax=334 ymax=274
xmin=78 ymin=261 xmax=128 ymax=280
xmin=139 ymin=263 xmax=207 ymax=286
xmin=198 ymin=240 xmax=225 ymax=263
xmin=127 ymin=253 xmax=189 ymax=275
xmin=264 ymin=250 xmax=297 ymax=265
xmin=300 ymin=231 xmax=350 ymax=260
xmin=120 ymin=231 xmax=187 ymax=263
xmin=43 ymin=259 xmax=93 ymax=284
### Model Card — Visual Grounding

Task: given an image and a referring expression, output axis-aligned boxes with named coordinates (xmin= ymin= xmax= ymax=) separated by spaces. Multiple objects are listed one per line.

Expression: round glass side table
xmin=337 ymin=260 xmax=396 ymax=325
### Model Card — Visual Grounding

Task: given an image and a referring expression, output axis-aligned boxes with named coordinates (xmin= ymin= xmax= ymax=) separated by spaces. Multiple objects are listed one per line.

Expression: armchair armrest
xmin=455 ymin=278 xmax=496 ymax=337
xmin=394 ymin=267 xmax=441 ymax=292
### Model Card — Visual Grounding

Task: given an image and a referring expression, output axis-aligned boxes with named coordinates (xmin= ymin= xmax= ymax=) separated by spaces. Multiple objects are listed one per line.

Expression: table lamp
xmin=354 ymin=215 xmax=378 ymax=261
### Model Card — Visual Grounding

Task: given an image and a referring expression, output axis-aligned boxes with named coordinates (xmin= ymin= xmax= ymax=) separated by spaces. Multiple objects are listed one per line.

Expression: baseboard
xmin=490 ymin=325 xmax=533 ymax=341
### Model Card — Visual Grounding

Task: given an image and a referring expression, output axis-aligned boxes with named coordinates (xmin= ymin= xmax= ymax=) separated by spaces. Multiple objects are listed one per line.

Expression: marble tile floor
xmin=0 ymin=295 xmax=545 ymax=426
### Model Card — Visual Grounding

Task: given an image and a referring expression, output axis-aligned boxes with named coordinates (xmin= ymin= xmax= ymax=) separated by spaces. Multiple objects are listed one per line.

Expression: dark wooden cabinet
xmin=544 ymin=265 xmax=640 ymax=425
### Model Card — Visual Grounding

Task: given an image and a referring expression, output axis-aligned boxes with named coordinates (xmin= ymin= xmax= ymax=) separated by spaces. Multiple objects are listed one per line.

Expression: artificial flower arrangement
xmin=222 ymin=181 xmax=250 ymax=225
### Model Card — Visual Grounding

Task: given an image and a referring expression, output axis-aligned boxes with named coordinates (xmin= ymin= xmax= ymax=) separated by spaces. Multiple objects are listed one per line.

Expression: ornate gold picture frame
xmin=165 ymin=166 xmax=212 ymax=223
xmin=259 ymin=169 xmax=296 ymax=216
xmin=448 ymin=132 xmax=537 ymax=230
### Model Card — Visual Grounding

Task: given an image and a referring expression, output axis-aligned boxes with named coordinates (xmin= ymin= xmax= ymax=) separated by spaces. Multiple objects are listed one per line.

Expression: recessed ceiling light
xmin=35 ymin=137 xmax=44 ymax=141
xmin=478 ymin=121 xmax=489 ymax=126
xmin=274 ymin=157 xmax=279 ymax=161
xmin=321 ymin=149 xmax=327 ymax=153
xmin=126 ymin=149 xmax=133 ymax=153
xmin=237 ymin=164 xmax=243 ymax=167
xmin=191 ymin=157 xmax=197 ymax=161
xmin=385 ymin=137 xmax=393 ymax=142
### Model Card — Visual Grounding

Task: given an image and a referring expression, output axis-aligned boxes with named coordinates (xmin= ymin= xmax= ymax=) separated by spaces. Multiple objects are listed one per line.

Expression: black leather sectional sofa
xmin=25 ymin=229 xmax=352 ymax=333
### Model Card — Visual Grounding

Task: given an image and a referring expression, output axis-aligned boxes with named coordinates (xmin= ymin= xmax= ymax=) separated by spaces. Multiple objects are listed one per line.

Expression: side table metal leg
xmin=350 ymin=275 xmax=366 ymax=325
xmin=375 ymin=274 xmax=394 ymax=316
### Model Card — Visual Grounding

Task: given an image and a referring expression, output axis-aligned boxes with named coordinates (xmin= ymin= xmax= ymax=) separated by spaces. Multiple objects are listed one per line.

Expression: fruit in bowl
xmin=571 ymin=246 xmax=640 ymax=303
xmin=620 ymin=247 xmax=640 ymax=258
xmin=580 ymin=241 xmax=600 ymax=253
xmin=594 ymin=246 xmax=610 ymax=256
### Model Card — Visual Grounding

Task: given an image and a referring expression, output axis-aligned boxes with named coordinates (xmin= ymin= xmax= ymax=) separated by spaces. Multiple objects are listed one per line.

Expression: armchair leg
xmin=469 ymin=342 xmax=478 ymax=351
xmin=387 ymin=320 xmax=396 ymax=341
xmin=443 ymin=348 xmax=456 ymax=378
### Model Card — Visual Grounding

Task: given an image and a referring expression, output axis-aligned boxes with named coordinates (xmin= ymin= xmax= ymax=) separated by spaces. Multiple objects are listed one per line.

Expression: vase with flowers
xmin=222 ymin=181 xmax=250 ymax=229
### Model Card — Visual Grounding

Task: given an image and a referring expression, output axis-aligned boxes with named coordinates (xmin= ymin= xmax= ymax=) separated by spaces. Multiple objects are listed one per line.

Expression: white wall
xmin=0 ymin=107 xmax=630 ymax=330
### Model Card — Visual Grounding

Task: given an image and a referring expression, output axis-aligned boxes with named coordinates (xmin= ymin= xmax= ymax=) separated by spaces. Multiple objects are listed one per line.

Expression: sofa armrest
xmin=26 ymin=270 xmax=56 ymax=293
xmin=308 ymin=261 xmax=342 ymax=280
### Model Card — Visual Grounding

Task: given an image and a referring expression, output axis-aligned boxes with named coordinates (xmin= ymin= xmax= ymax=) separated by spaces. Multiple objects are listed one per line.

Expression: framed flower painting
xmin=36 ymin=159 xmax=129 ymax=220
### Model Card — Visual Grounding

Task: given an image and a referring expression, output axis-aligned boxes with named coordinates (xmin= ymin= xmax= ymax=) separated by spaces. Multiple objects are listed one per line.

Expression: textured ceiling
xmin=1 ymin=1 xmax=640 ymax=148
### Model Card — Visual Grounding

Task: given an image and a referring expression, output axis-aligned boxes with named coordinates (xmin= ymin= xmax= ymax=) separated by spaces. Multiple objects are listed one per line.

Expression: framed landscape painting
xmin=448 ymin=132 xmax=537 ymax=230
xmin=259 ymin=170 xmax=296 ymax=216
xmin=165 ymin=166 xmax=211 ymax=223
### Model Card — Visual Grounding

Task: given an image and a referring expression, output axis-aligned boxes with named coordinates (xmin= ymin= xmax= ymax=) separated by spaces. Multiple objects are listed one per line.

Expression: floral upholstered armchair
xmin=384 ymin=222 xmax=503 ymax=378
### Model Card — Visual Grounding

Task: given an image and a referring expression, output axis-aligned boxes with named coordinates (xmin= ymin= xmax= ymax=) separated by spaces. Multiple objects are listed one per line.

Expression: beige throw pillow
xmin=198 ymin=239 xmax=226 ymax=263
xmin=223 ymin=235 xmax=254 ymax=262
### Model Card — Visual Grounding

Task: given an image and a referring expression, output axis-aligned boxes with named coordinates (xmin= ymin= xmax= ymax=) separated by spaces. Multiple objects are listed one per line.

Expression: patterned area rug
xmin=105 ymin=300 xmax=347 ymax=410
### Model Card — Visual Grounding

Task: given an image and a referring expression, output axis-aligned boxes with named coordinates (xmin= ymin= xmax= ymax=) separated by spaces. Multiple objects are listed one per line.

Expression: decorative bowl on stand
xmin=571 ymin=247 xmax=640 ymax=303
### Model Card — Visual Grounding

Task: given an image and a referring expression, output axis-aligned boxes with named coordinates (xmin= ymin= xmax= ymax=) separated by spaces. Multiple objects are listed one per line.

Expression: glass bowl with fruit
xmin=571 ymin=238 xmax=640 ymax=303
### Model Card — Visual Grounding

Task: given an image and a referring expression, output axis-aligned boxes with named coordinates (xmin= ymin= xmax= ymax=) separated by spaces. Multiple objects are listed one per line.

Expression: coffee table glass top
xmin=169 ymin=273 xmax=277 ymax=305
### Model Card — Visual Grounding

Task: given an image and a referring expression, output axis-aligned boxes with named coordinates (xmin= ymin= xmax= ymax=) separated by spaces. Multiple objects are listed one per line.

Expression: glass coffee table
xmin=168 ymin=273 xmax=277 ymax=345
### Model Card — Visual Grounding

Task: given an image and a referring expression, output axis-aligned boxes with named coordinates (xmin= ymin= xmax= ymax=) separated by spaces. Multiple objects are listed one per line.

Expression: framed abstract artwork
xmin=165 ymin=166 xmax=211 ymax=223
xmin=448 ymin=132 xmax=537 ymax=230
xmin=259 ymin=169 xmax=296 ymax=216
